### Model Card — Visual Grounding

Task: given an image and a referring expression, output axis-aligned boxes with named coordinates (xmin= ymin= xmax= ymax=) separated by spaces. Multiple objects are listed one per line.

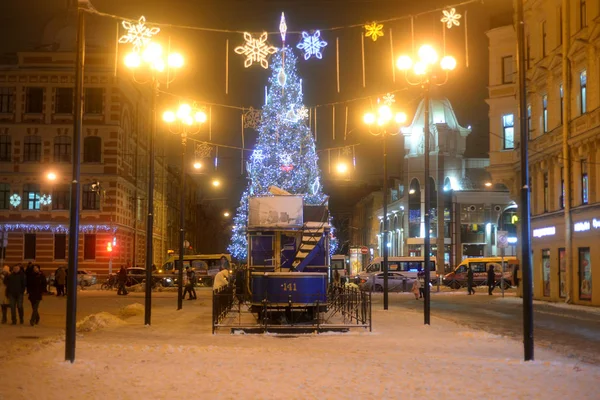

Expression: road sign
xmin=497 ymin=230 xmax=509 ymax=249
xmin=360 ymin=246 xmax=369 ymax=255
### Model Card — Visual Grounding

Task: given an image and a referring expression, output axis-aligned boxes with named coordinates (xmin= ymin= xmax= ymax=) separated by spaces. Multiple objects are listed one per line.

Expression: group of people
xmin=1 ymin=262 xmax=47 ymax=326
xmin=466 ymin=264 xmax=500 ymax=295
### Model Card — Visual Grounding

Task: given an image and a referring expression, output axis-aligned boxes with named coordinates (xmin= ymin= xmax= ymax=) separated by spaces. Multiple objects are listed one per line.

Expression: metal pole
xmin=144 ymin=78 xmax=158 ymax=326
xmin=382 ymin=132 xmax=389 ymax=310
xmin=177 ymin=138 xmax=186 ymax=310
xmin=65 ymin=6 xmax=84 ymax=363
xmin=516 ymin=0 xmax=534 ymax=361
xmin=501 ymin=248 xmax=505 ymax=298
xmin=423 ymin=84 xmax=431 ymax=325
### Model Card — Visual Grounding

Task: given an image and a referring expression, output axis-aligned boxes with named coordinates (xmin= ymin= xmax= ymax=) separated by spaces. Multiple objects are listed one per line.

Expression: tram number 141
xmin=282 ymin=283 xmax=297 ymax=292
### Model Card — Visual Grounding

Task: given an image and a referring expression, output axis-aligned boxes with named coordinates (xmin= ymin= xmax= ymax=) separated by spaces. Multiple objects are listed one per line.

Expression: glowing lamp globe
xmin=152 ymin=58 xmax=165 ymax=72
xmin=168 ymin=53 xmax=184 ymax=68
xmin=177 ymin=104 xmax=192 ymax=119
xmin=418 ymin=45 xmax=438 ymax=65
xmin=396 ymin=55 xmax=413 ymax=71
xmin=193 ymin=162 xmax=202 ymax=170
xmin=124 ymin=52 xmax=141 ymax=68
xmin=195 ymin=111 xmax=207 ymax=123
xmin=363 ymin=112 xmax=376 ymax=125
xmin=395 ymin=112 xmax=407 ymax=124
xmin=440 ymin=55 xmax=457 ymax=71
xmin=413 ymin=61 xmax=427 ymax=76
xmin=336 ymin=163 xmax=348 ymax=174
xmin=378 ymin=105 xmax=392 ymax=122
xmin=47 ymin=172 xmax=57 ymax=181
xmin=212 ymin=179 xmax=221 ymax=187
xmin=142 ymin=42 xmax=162 ymax=63
xmin=163 ymin=111 xmax=176 ymax=123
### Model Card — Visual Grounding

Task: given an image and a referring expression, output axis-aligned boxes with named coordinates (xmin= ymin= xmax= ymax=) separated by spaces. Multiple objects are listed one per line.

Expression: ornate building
xmin=487 ymin=1 xmax=600 ymax=305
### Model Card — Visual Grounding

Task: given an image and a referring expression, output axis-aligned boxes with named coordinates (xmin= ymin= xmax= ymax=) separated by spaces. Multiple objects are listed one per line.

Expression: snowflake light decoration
xmin=296 ymin=106 xmax=309 ymax=120
xmin=251 ymin=149 xmax=265 ymax=163
xmin=441 ymin=8 xmax=461 ymax=29
xmin=279 ymin=152 xmax=294 ymax=172
xmin=296 ymin=31 xmax=327 ymax=60
xmin=9 ymin=194 xmax=21 ymax=208
xmin=243 ymin=107 xmax=262 ymax=129
xmin=364 ymin=22 xmax=384 ymax=42
xmin=118 ymin=16 xmax=160 ymax=53
xmin=194 ymin=143 xmax=213 ymax=158
xmin=382 ymin=93 xmax=396 ymax=106
xmin=342 ymin=146 xmax=353 ymax=156
xmin=234 ymin=32 xmax=277 ymax=69
xmin=40 ymin=194 xmax=52 ymax=206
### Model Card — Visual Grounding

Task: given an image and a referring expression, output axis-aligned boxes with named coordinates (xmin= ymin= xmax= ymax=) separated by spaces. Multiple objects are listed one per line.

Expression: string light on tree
xmin=234 ymin=32 xmax=278 ymax=69
xmin=9 ymin=194 xmax=21 ymax=208
xmin=364 ymin=22 xmax=384 ymax=41
xmin=118 ymin=16 xmax=160 ymax=53
xmin=279 ymin=152 xmax=294 ymax=172
xmin=296 ymin=31 xmax=327 ymax=60
xmin=441 ymin=8 xmax=461 ymax=28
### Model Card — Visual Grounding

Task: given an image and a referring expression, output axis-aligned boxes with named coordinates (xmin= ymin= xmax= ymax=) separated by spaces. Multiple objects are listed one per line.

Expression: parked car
xmin=48 ymin=268 xmax=97 ymax=288
xmin=359 ymin=272 xmax=416 ymax=292
xmin=126 ymin=267 xmax=168 ymax=287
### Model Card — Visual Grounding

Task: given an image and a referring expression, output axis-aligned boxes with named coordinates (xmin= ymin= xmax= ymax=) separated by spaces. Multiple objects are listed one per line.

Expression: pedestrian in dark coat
xmin=27 ymin=265 xmax=45 ymax=326
xmin=55 ymin=266 xmax=66 ymax=296
xmin=5 ymin=265 xmax=26 ymax=324
xmin=467 ymin=266 xmax=476 ymax=295
xmin=117 ymin=266 xmax=128 ymax=295
xmin=487 ymin=265 xmax=495 ymax=295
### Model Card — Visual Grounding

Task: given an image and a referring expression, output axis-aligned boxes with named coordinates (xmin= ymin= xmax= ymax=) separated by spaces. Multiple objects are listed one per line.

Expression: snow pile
xmin=118 ymin=303 xmax=145 ymax=318
xmin=76 ymin=312 xmax=126 ymax=332
xmin=127 ymin=283 xmax=145 ymax=292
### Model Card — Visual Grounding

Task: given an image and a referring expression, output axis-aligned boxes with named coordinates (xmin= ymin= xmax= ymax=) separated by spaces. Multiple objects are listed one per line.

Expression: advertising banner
xmin=248 ymin=196 xmax=303 ymax=228
xmin=579 ymin=248 xmax=592 ymax=300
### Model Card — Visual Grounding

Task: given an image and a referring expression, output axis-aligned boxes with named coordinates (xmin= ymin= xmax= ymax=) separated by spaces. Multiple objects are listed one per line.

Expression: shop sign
xmin=533 ymin=226 xmax=556 ymax=238
xmin=573 ymin=218 xmax=600 ymax=232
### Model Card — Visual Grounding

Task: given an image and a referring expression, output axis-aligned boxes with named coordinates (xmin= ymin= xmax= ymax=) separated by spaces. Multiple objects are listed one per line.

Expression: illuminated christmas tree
xmin=228 ymin=47 xmax=327 ymax=260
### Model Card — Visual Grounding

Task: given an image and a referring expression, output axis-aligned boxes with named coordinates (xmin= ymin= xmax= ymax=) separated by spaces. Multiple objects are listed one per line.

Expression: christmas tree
xmin=228 ymin=47 xmax=327 ymax=260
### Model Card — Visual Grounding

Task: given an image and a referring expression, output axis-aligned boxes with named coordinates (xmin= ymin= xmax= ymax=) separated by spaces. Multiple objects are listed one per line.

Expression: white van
xmin=359 ymin=256 xmax=438 ymax=282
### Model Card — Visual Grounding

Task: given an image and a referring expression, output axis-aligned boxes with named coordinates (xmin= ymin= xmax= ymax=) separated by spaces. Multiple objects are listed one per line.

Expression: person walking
xmin=117 ymin=266 xmax=128 ymax=295
xmin=417 ymin=271 xmax=425 ymax=299
xmin=411 ymin=277 xmax=421 ymax=300
xmin=187 ymin=268 xmax=197 ymax=300
xmin=27 ymin=265 xmax=45 ymax=326
xmin=213 ymin=266 xmax=230 ymax=290
xmin=1 ymin=266 xmax=10 ymax=324
xmin=487 ymin=264 xmax=496 ymax=295
xmin=5 ymin=265 xmax=26 ymax=324
xmin=55 ymin=266 xmax=66 ymax=296
xmin=467 ymin=266 xmax=476 ymax=295
xmin=183 ymin=267 xmax=192 ymax=299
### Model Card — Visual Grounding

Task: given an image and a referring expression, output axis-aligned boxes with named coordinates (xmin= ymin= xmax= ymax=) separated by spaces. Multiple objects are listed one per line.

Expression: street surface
xmin=378 ymin=288 xmax=600 ymax=365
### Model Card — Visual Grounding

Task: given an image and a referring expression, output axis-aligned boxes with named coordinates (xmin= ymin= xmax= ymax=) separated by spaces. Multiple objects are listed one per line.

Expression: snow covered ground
xmin=0 ymin=294 xmax=598 ymax=400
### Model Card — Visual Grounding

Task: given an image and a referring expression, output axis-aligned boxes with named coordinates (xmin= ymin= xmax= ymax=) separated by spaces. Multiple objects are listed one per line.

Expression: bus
xmin=330 ymin=254 xmax=349 ymax=282
xmin=358 ymin=256 xmax=439 ymax=282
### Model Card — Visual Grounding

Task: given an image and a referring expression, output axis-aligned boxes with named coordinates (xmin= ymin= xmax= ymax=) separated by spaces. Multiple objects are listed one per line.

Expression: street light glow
xmin=418 ymin=44 xmax=438 ymax=65
xmin=212 ymin=179 xmax=221 ymax=187
xmin=223 ymin=211 xmax=230 ymax=217
xmin=195 ymin=111 xmax=207 ymax=123
xmin=124 ymin=52 xmax=141 ymax=68
xmin=413 ymin=61 xmax=427 ymax=75
xmin=396 ymin=55 xmax=413 ymax=71
xmin=47 ymin=172 xmax=57 ymax=181
xmin=440 ymin=55 xmax=457 ymax=71
xmin=378 ymin=105 xmax=392 ymax=122
xmin=163 ymin=110 xmax=176 ymax=123
xmin=395 ymin=112 xmax=407 ymax=124
xmin=363 ymin=112 xmax=376 ymax=125
xmin=142 ymin=42 xmax=162 ymax=63
xmin=177 ymin=103 xmax=192 ymax=119
xmin=485 ymin=181 xmax=492 ymax=187
xmin=193 ymin=162 xmax=202 ymax=170
xmin=167 ymin=52 xmax=184 ymax=68
xmin=336 ymin=162 xmax=348 ymax=174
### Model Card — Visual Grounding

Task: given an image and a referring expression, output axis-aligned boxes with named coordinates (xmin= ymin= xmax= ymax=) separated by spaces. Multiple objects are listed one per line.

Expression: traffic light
xmin=106 ymin=242 xmax=113 ymax=252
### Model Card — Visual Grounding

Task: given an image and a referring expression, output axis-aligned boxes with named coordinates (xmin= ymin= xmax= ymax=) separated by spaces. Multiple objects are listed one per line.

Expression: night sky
xmin=0 ymin=0 xmax=512 ymax=250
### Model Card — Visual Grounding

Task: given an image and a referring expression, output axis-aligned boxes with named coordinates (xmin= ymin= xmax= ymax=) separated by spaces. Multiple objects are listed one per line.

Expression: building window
xmin=542 ymin=249 xmax=550 ymax=297
xmin=23 ymin=135 xmax=41 ymax=162
xmin=502 ymin=114 xmax=514 ymax=149
xmin=542 ymin=95 xmax=548 ymax=133
xmin=82 ymin=183 xmax=100 ymax=210
xmin=84 ymin=88 xmax=103 ymax=114
xmin=0 ymin=87 xmax=15 ymax=113
xmin=579 ymin=247 xmax=591 ymax=300
xmin=83 ymin=136 xmax=101 ymax=163
xmin=580 ymin=0 xmax=587 ymax=29
xmin=560 ymin=167 xmax=565 ymax=209
xmin=580 ymin=70 xmax=587 ymax=114
xmin=54 ymin=233 xmax=66 ymax=260
xmin=541 ymin=21 xmax=547 ymax=58
xmin=526 ymin=34 xmax=531 ymax=69
xmin=0 ymin=135 xmax=10 ymax=161
xmin=581 ymin=159 xmax=588 ymax=204
xmin=52 ymin=184 xmax=70 ymax=210
xmin=558 ymin=6 xmax=563 ymax=46
xmin=55 ymin=87 xmax=73 ymax=114
xmin=24 ymin=233 xmax=36 ymax=260
xmin=25 ymin=87 xmax=44 ymax=114
xmin=543 ymin=172 xmax=549 ymax=212
xmin=527 ymin=104 xmax=532 ymax=137
xmin=0 ymin=183 xmax=9 ymax=209
xmin=54 ymin=136 xmax=71 ymax=163
xmin=23 ymin=183 xmax=40 ymax=210
xmin=559 ymin=84 xmax=564 ymax=125
xmin=84 ymin=234 xmax=96 ymax=260
xmin=501 ymin=56 xmax=513 ymax=84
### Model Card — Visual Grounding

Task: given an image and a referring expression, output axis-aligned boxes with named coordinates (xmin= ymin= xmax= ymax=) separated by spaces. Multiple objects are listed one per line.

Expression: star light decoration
xmin=296 ymin=31 xmax=327 ymax=60
xmin=194 ymin=143 xmax=213 ymax=158
xmin=40 ymin=194 xmax=52 ymax=206
xmin=364 ymin=22 xmax=384 ymax=42
xmin=243 ymin=107 xmax=262 ymax=129
xmin=235 ymin=32 xmax=278 ymax=69
xmin=382 ymin=93 xmax=396 ymax=106
xmin=118 ymin=16 xmax=160 ymax=53
xmin=9 ymin=194 xmax=21 ymax=208
xmin=441 ymin=8 xmax=461 ymax=29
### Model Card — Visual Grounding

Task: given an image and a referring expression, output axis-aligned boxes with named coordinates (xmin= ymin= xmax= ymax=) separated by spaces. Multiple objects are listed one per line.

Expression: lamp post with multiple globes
xmin=396 ymin=44 xmax=456 ymax=325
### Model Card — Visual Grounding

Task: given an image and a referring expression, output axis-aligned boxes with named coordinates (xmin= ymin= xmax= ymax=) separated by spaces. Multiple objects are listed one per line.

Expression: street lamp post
xmin=163 ymin=104 xmax=207 ymax=310
xmin=124 ymin=42 xmax=184 ymax=325
xmin=363 ymin=102 xmax=407 ymax=310
xmin=397 ymin=45 xmax=456 ymax=325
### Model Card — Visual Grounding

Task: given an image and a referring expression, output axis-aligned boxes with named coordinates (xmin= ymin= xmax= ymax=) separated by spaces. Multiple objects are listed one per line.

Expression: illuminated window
xmin=559 ymin=84 xmax=564 ymax=124
xmin=543 ymin=172 xmax=549 ymax=212
xmin=502 ymin=114 xmax=514 ymax=149
xmin=581 ymin=159 xmax=588 ymax=204
xmin=580 ymin=70 xmax=587 ymax=114
xmin=542 ymin=95 xmax=548 ymax=133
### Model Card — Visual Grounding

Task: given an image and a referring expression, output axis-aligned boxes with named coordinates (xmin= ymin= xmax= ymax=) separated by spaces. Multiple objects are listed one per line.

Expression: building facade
xmin=487 ymin=0 xmax=600 ymax=305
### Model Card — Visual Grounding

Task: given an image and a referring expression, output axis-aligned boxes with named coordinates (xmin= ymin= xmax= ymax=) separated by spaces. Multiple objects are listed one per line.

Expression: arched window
xmin=54 ymin=136 xmax=71 ymax=162
xmin=83 ymin=136 xmax=101 ymax=163
xmin=23 ymin=183 xmax=40 ymax=210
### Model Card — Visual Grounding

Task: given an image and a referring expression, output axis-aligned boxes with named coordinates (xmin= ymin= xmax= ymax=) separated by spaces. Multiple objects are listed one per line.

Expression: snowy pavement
xmin=0 ymin=291 xmax=599 ymax=399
